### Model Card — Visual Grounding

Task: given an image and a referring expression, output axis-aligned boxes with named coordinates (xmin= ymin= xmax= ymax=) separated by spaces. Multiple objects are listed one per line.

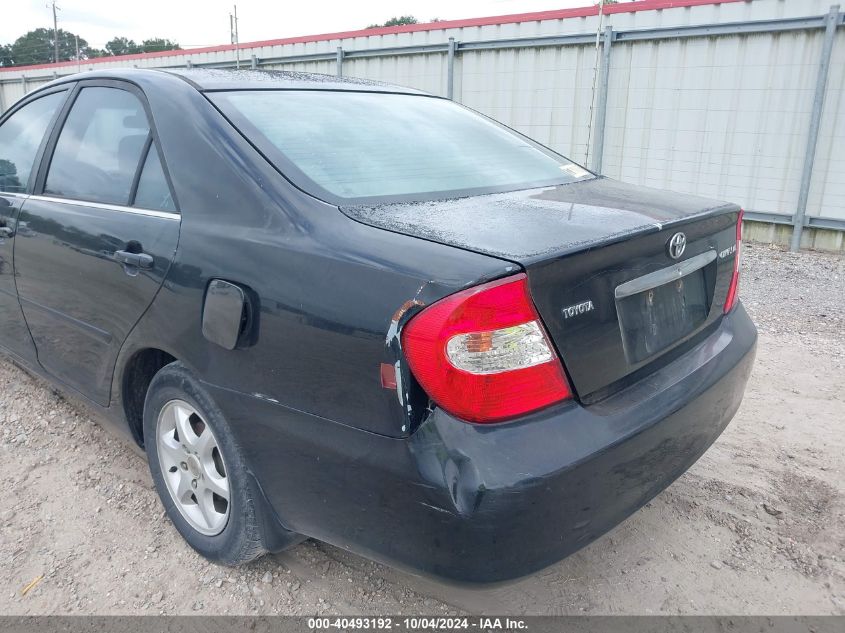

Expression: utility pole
xmin=230 ymin=5 xmax=240 ymax=70
xmin=75 ymin=34 xmax=80 ymax=71
xmin=584 ymin=0 xmax=606 ymax=169
xmin=48 ymin=1 xmax=61 ymax=63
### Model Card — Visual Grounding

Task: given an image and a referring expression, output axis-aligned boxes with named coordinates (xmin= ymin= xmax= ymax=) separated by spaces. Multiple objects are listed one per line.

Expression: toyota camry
xmin=0 ymin=68 xmax=756 ymax=582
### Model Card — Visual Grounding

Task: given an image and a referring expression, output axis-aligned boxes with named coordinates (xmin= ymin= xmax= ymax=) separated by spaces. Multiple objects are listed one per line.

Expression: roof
xmin=0 ymin=0 xmax=744 ymax=74
xmin=22 ymin=68 xmax=426 ymax=96
xmin=165 ymin=68 xmax=426 ymax=94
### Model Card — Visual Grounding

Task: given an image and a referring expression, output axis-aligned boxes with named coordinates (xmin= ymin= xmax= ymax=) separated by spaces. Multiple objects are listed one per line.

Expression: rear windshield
xmin=209 ymin=90 xmax=592 ymax=204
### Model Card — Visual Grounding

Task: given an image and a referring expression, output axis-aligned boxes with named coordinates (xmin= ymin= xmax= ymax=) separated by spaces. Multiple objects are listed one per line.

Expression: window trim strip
xmin=27 ymin=194 xmax=181 ymax=220
xmin=129 ymin=134 xmax=154 ymax=206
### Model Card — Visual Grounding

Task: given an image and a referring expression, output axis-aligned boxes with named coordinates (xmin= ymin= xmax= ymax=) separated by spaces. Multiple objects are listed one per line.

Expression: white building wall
xmin=600 ymin=28 xmax=826 ymax=218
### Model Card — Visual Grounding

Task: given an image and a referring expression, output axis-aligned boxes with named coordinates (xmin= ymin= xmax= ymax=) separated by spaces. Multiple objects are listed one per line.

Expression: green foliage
xmin=139 ymin=38 xmax=181 ymax=53
xmin=0 ymin=44 xmax=13 ymax=67
xmin=0 ymin=159 xmax=23 ymax=193
xmin=104 ymin=37 xmax=180 ymax=55
xmin=5 ymin=27 xmax=94 ymax=65
xmin=105 ymin=36 xmax=139 ymax=56
xmin=0 ymin=29 xmax=180 ymax=67
xmin=366 ymin=15 xmax=419 ymax=29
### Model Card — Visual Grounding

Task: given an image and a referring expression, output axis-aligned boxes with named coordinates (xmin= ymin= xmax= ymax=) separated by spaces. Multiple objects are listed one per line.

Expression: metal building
xmin=1 ymin=0 xmax=843 ymax=250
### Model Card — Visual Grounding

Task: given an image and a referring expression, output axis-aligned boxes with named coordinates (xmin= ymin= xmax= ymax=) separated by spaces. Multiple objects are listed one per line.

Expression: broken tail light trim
xmin=401 ymin=273 xmax=572 ymax=423
xmin=724 ymin=209 xmax=743 ymax=313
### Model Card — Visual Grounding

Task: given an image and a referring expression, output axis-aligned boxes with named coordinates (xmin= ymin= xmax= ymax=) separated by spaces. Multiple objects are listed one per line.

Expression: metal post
xmin=446 ymin=37 xmax=457 ymax=100
xmin=591 ymin=26 xmax=613 ymax=173
xmin=51 ymin=1 xmax=59 ymax=64
xmin=336 ymin=47 xmax=344 ymax=77
xmin=790 ymin=5 xmax=839 ymax=251
xmin=250 ymin=54 xmax=257 ymax=70
xmin=0 ymin=85 xmax=6 ymax=116
xmin=233 ymin=4 xmax=240 ymax=70
xmin=186 ymin=59 xmax=193 ymax=69
xmin=21 ymin=75 xmax=27 ymax=95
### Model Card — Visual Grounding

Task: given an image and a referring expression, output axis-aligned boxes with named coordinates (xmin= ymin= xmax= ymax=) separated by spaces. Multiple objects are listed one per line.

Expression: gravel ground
xmin=0 ymin=243 xmax=843 ymax=615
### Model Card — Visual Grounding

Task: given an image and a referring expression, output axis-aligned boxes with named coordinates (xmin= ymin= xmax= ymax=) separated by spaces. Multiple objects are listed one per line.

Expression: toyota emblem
xmin=667 ymin=232 xmax=687 ymax=259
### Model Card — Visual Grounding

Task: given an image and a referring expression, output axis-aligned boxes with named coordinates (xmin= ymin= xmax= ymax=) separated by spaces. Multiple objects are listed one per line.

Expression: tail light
xmin=401 ymin=273 xmax=572 ymax=423
xmin=723 ymin=209 xmax=743 ymax=313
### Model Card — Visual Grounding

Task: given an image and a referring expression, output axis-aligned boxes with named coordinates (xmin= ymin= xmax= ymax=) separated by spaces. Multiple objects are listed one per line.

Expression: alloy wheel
xmin=156 ymin=399 xmax=230 ymax=536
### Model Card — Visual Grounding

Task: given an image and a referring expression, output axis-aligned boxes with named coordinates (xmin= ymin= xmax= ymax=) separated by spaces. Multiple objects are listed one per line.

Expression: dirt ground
xmin=0 ymin=243 xmax=843 ymax=615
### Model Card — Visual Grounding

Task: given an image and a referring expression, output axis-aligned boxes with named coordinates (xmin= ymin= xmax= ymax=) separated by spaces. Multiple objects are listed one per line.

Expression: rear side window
xmin=133 ymin=146 xmax=176 ymax=212
xmin=45 ymin=87 xmax=150 ymax=205
xmin=0 ymin=91 xmax=65 ymax=193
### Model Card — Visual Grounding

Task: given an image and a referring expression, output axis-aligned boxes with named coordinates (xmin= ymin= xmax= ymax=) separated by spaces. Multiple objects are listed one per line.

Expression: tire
xmin=143 ymin=361 xmax=297 ymax=565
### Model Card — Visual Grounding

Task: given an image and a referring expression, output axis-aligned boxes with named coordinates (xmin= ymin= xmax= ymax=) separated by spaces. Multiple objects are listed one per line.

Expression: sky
xmin=2 ymin=0 xmax=595 ymax=50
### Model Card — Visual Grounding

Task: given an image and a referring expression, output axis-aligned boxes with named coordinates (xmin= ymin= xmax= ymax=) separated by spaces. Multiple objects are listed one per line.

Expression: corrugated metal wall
xmin=813 ymin=28 xmax=845 ymax=224
xmin=457 ymin=45 xmax=599 ymax=163
xmin=603 ymin=28 xmax=831 ymax=216
xmin=1 ymin=0 xmax=843 ymax=233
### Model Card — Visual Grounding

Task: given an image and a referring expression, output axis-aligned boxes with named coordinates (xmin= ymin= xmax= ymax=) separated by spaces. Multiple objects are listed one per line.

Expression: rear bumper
xmin=207 ymin=304 xmax=757 ymax=583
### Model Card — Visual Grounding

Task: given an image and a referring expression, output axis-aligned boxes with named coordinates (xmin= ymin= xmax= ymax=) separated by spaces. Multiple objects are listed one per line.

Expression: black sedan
xmin=0 ymin=69 xmax=756 ymax=583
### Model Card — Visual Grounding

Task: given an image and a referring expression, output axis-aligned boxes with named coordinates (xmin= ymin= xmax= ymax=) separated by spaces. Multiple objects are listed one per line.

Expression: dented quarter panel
xmin=201 ymin=305 xmax=756 ymax=582
xmin=92 ymin=69 xmax=517 ymax=439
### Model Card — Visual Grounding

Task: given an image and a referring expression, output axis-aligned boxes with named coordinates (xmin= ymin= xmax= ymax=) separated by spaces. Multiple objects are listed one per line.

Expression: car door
xmin=14 ymin=80 xmax=180 ymax=405
xmin=0 ymin=87 xmax=70 ymax=362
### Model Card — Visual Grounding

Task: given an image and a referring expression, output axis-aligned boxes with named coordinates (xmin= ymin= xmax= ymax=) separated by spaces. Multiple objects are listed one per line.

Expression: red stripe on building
xmin=0 ymin=0 xmax=746 ymax=73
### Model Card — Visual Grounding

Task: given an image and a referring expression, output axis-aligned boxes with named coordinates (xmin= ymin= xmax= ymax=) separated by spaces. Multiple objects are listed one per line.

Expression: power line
xmin=4 ymin=31 xmax=183 ymax=50
xmin=3 ymin=35 xmax=82 ymax=48
xmin=3 ymin=40 xmax=84 ymax=54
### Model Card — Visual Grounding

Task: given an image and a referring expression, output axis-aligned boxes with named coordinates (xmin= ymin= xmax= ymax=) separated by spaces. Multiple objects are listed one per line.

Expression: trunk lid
xmin=342 ymin=177 xmax=741 ymax=400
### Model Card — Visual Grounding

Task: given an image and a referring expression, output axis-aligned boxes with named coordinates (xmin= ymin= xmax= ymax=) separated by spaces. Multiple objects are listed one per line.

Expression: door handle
xmin=114 ymin=249 xmax=154 ymax=269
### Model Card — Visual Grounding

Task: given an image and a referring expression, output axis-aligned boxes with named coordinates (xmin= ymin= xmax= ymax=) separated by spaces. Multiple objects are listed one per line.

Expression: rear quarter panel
xmin=115 ymin=75 xmax=515 ymax=437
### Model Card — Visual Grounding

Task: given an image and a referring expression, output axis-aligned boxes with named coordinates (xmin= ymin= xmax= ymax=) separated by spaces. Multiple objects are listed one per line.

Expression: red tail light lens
xmin=724 ymin=209 xmax=743 ymax=313
xmin=401 ymin=273 xmax=572 ymax=423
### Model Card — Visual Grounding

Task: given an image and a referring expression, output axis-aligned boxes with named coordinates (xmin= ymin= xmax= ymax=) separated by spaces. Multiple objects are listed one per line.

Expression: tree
xmin=139 ymin=38 xmax=180 ymax=53
xmin=0 ymin=44 xmax=12 ymax=67
xmin=0 ymin=29 xmax=179 ymax=66
xmin=103 ymin=36 xmax=179 ymax=57
xmin=7 ymin=27 xmax=93 ymax=65
xmin=0 ymin=159 xmax=22 ymax=194
xmin=105 ymin=36 xmax=140 ymax=56
xmin=366 ymin=16 xmax=418 ymax=29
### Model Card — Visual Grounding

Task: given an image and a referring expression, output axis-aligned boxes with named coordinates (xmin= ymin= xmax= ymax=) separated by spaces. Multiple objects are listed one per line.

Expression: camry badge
xmin=667 ymin=232 xmax=687 ymax=259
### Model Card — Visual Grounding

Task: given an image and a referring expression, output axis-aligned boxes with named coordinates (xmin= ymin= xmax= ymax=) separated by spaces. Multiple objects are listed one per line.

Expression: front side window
xmin=210 ymin=90 xmax=593 ymax=204
xmin=0 ymin=91 xmax=66 ymax=194
xmin=45 ymin=87 xmax=150 ymax=205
